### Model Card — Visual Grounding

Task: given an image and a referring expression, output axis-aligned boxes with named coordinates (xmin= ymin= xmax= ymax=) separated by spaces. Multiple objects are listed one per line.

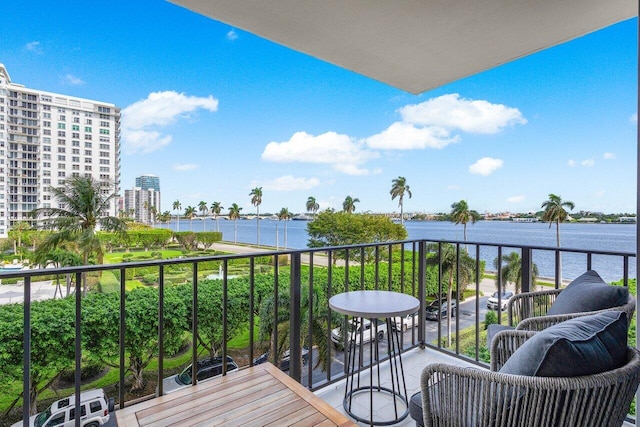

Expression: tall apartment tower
xmin=135 ymin=174 xmax=160 ymax=191
xmin=0 ymin=64 xmax=120 ymax=238
xmin=124 ymin=174 xmax=161 ymax=224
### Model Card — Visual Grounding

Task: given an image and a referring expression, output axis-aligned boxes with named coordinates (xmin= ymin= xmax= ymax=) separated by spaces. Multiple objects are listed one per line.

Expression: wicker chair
xmin=507 ymin=289 xmax=636 ymax=331
xmin=419 ymin=330 xmax=640 ymax=427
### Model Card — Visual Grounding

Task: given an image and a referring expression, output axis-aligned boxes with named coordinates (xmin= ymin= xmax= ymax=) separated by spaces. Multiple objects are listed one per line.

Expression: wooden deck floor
xmin=116 ymin=362 xmax=356 ymax=427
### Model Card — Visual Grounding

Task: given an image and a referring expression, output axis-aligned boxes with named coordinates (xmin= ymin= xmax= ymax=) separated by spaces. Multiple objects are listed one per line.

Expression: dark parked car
xmin=425 ymin=298 xmax=457 ymax=320
xmin=487 ymin=290 xmax=514 ymax=311
xmin=160 ymin=355 xmax=238 ymax=394
xmin=253 ymin=347 xmax=309 ymax=371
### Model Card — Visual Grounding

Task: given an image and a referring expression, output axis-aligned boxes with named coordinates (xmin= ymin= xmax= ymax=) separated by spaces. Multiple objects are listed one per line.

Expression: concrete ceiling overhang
xmin=170 ymin=0 xmax=636 ymax=94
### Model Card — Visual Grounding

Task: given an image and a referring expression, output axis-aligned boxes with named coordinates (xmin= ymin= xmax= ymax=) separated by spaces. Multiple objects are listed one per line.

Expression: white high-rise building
xmin=124 ymin=182 xmax=161 ymax=225
xmin=0 ymin=64 xmax=121 ymax=238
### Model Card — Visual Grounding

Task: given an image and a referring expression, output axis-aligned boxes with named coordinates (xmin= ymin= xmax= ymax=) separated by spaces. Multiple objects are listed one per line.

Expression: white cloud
xmin=25 ymin=41 xmax=42 ymax=54
xmin=446 ymin=185 xmax=461 ymax=191
xmin=469 ymin=157 xmax=503 ymax=176
xmin=594 ymin=190 xmax=605 ymax=198
xmin=398 ymin=93 xmax=527 ymax=134
xmin=567 ymin=159 xmax=576 ymax=167
xmin=173 ymin=163 xmax=199 ymax=171
xmin=63 ymin=74 xmax=85 ymax=85
xmin=261 ymin=131 xmax=379 ymax=175
xmin=581 ymin=159 xmax=595 ymax=167
xmin=121 ymin=91 xmax=219 ymax=154
xmin=603 ymin=152 xmax=616 ymax=160
xmin=365 ymin=122 xmax=458 ymax=150
xmin=507 ymin=195 xmax=525 ymax=203
xmin=123 ymin=91 xmax=218 ymax=129
xmin=226 ymin=29 xmax=238 ymax=41
xmin=255 ymin=175 xmax=320 ymax=191
xmin=631 ymin=113 xmax=638 ymax=124
xmin=262 ymin=94 xmax=524 ymax=173
xmin=124 ymin=130 xmax=172 ymax=154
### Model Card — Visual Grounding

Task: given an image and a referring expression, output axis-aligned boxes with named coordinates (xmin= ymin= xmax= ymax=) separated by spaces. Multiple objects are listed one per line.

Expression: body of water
xmin=164 ymin=219 xmax=637 ymax=282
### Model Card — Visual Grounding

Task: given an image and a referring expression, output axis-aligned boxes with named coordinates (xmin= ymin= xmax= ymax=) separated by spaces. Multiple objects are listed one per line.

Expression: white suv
xmin=393 ymin=312 xmax=419 ymax=331
xmin=486 ymin=291 xmax=514 ymax=311
xmin=13 ymin=389 xmax=112 ymax=427
xmin=331 ymin=318 xmax=387 ymax=348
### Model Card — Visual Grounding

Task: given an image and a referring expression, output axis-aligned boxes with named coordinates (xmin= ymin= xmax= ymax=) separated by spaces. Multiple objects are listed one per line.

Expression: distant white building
xmin=0 ymin=63 xmax=120 ymax=238
xmin=124 ymin=175 xmax=161 ymax=224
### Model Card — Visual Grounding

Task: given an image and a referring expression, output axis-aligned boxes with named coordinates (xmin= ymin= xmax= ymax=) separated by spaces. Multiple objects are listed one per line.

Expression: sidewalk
xmin=0 ymin=280 xmax=58 ymax=305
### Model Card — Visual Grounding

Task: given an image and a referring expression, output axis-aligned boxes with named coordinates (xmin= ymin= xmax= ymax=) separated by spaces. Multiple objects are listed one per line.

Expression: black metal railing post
xmin=418 ymin=241 xmax=426 ymax=347
xmin=74 ymin=272 xmax=81 ymax=427
xmin=191 ymin=262 xmax=198 ymax=384
xmin=158 ymin=265 xmax=165 ymax=386
xmin=522 ymin=247 xmax=532 ymax=293
xmin=222 ymin=259 xmax=228 ymax=374
xmin=22 ymin=276 xmax=31 ymax=425
xmin=289 ymin=252 xmax=302 ymax=381
xmin=119 ymin=267 xmax=126 ymax=405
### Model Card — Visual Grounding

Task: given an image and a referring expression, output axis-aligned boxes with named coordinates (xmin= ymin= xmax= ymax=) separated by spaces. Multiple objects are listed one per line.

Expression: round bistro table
xmin=329 ymin=290 xmax=420 ymax=426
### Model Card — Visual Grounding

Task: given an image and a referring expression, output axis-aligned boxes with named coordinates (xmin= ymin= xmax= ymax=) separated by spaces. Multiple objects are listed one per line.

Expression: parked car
xmin=12 ymin=388 xmax=113 ymax=427
xmin=253 ymin=347 xmax=309 ymax=371
xmin=331 ymin=318 xmax=387 ymax=348
xmin=425 ymin=298 xmax=457 ymax=320
xmin=160 ymin=355 xmax=239 ymax=394
xmin=393 ymin=312 xmax=419 ymax=331
xmin=486 ymin=290 xmax=514 ymax=311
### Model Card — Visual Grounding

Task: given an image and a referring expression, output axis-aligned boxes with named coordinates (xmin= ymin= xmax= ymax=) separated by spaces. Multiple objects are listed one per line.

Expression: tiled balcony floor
xmin=315 ymin=346 xmax=637 ymax=427
xmin=315 ymin=346 xmax=477 ymax=426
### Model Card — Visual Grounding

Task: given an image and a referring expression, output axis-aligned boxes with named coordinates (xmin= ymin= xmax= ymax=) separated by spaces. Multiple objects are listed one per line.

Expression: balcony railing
xmin=0 ymin=238 xmax=635 ymax=426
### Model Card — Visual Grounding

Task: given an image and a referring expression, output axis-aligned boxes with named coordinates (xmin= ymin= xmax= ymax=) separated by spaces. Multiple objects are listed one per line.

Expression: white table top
xmin=329 ymin=290 xmax=420 ymax=318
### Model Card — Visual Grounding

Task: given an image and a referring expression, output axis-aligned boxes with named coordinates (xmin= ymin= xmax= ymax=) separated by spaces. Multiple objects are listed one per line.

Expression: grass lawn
xmin=103 ymin=249 xmax=184 ymax=264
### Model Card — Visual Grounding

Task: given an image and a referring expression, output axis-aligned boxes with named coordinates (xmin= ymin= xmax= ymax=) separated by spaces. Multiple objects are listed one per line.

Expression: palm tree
xmin=306 ymin=196 xmax=320 ymax=219
xmin=541 ymin=193 xmax=575 ymax=248
xmin=277 ymin=207 xmax=292 ymax=248
xmin=541 ymin=193 xmax=575 ymax=284
xmin=426 ymin=243 xmax=476 ymax=346
xmin=172 ymin=199 xmax=181 ymax=232
xmin=211 ymin=201 xmax=223 ymax=232
xmin=33 ymin=247 xmax=82 ymax=298
xmin=184 ymin=206 xmax=197 ymax=231
xmin=228 ymin=203 xmax=243 ymax=243
xmin=250 ymin=187 xmax=263 ymax=245
xmin=342 ymin=195 xmax=360 ymax=213
xmin=158 ymin=210 xmax=171 ymax=227
xmin=493 ymin=251 xmax=539 ymax=294
xmin=390 ymin=176 xmax=412 ymax=225
xmin=450 ymin=200 xmax=480 ymax=243
xmin=33 ymin=176 xmax=127 ymax=295
xmin=149 ymin=205 xmax=157 ymax=228
xmin=9 ymin=221 xmax=31 ymax=259
xmin=198 ymin=200 xmax=208 ymax=231
xmin=259 ymin=285 xmax=334 ymax=373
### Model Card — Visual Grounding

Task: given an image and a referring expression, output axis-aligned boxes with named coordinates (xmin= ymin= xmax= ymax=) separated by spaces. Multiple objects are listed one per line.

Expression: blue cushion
xmin=547 ymin=270 xmax=628 ymax=316
xmin=486 ymin=323 xmax=514 ymax=347
xmin=409 ymin=392 xmax=424 ymax=427
xmin=499 ymin=311 xmax=628 ymax=377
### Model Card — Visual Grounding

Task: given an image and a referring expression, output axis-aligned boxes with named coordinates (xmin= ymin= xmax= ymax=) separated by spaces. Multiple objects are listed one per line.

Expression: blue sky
xmin=2 ymin=1 xmax=637 ymax=215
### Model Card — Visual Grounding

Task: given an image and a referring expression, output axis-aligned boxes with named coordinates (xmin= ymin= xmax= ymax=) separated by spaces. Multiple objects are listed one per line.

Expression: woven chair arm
xmin=421 ymin=348 xmax=640 ymax=427
xmin=507 ymin=288 xmax=562 ymax=325
xmin=490 ymin=329 xmax=537 ymax=371
xmin=516 ymin=296 xmax=636 ymax=332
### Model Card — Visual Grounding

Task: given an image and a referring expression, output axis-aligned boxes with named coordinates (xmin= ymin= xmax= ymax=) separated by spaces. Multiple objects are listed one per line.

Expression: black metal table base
xmin=342 ymin=317 xmax=410 ymax=426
